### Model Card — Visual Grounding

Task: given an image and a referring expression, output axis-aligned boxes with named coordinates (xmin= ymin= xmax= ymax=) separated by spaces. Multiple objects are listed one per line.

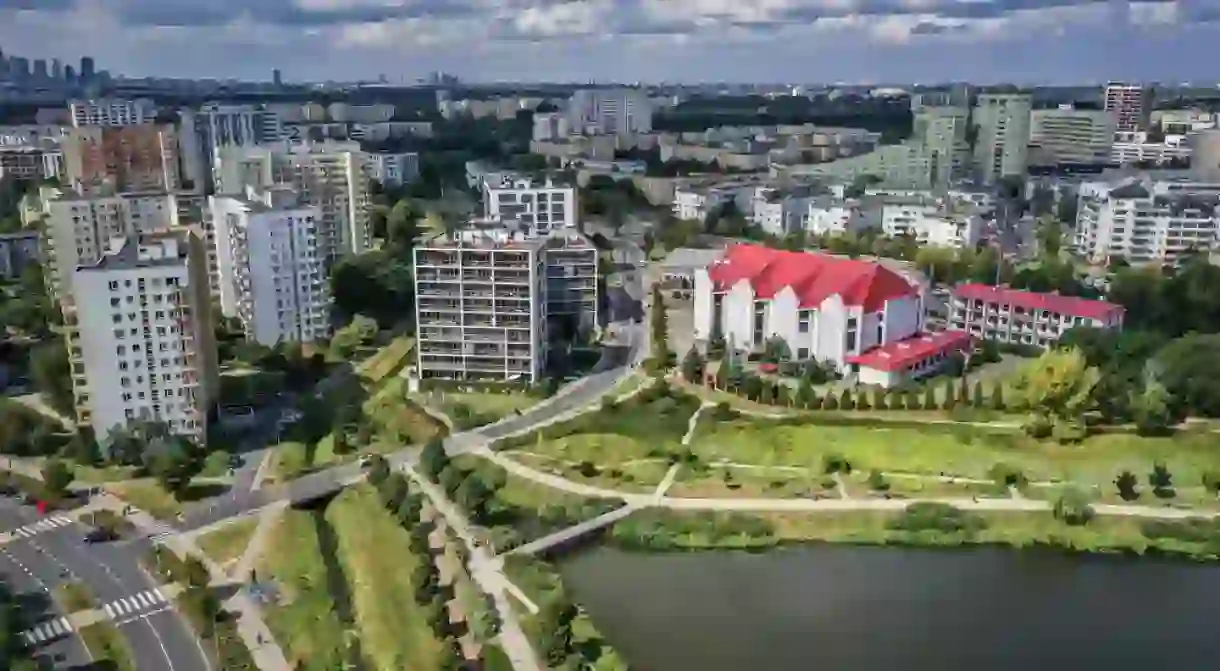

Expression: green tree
xmin=386 ymin=199 xmax=420 ymax=252
xmin=397 ymin=492 xmax=424 ymax=528
xmin=867 ymin=469 xmax=889 ymax=491
xmin=1010 ymin=348 xmax=1100 ymax=438
xmin=439 ymin=464 xmax=467 ymax=497
xmin=990 ymin=381 xmax=1005 ymax=410
xmin=538 ymin=595 xmax=578 ymax=666
xmin=795 ymin=379 xmax=816 ymax=409
xmin=40 ymin=459 xmax=74 ymax=500
xmin=1130 ymin=361 xmax=1175 ymax=436
xmin=30 ymin=341 xmax=74 ymax=416
xmin=872 ymin=387 xmax=887 ymax=411
xmin=1149 ymin=461 xmax=1174 ymax=498
xmin=1202 ymin=471 xmax=1220 ymax=498
xmin=647 ymin=285 xmax=673 ymax=371
xmin=420 ymin=437 xmax=449 ymax=482
xmin=455 ymin=474 xmax=492 ymax=518
xmin=680 ymin=348 xmax=705 ymax=383
xmin=144 ymin=430 xmax=204 ymax=500
xmin=972 ymin=380 xmax=985 ymax=408
xmin=923 ymin=385 xmax=937 ymax=410
xmin=1115 ymin=469 xmax=1140 ymax=501
xmin=1052 ymin=487 xmax=1095 ymax=526
xmin=941 ymin=379 xmax=956 ymax=410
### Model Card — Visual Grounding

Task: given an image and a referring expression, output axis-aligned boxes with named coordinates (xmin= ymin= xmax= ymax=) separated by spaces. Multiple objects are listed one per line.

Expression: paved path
xmin=504 ymin=505 xmax=641 ymax=557
xmin=402 ymin=466 xmax=542 ymax=671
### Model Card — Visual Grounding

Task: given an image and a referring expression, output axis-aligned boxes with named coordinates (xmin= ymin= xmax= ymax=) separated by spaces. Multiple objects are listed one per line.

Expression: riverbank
xmin=606 ymin=507 xmax=1220 ymax=562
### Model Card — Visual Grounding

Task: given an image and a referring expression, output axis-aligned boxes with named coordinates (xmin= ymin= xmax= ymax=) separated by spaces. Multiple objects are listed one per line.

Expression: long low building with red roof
xmin=948 ymin=284 xmax=1124 ymax=348
xmin=695 ymin=244 xmax=973 ymax=386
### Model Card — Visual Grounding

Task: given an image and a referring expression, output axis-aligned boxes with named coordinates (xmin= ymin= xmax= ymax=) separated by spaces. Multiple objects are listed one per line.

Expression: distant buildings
xmin=363 ymin=151 xmax=420 ymax=188
xmin=483 ymin=176 xmax=577 ymax=234
xmin=69 ymin=99 xmax=155 ymax=128
xmin=1029 ymin=106 xmax=1116 ymax=167
xmin=948 ymin=284 xmax=1124 ymax=349
xmin=1104 ymin=82 xmax=1152 ymax=134
xmin=1075 ymin=177 xmax=1220 ymax=266
xmin=0 ymin=146 xmax=62 ymax=181
xmin=972 ymin=93 xmax=1032 ymax=185
xmin=69 ymin=232 xmax=218 ymax=446
xmin=0 ymin=231 xmax=40 ymax=279
xmin=61 ymin=125 xmax=181 ymax=193
xmin=567 ymin=89 xmax=653 ymax=136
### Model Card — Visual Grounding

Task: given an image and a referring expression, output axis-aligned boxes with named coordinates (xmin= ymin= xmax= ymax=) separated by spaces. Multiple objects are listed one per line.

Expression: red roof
xmin=953 ymin=284 xmax=1123 ymax=321
xmin=846 ymin=331 xmax=974 ymax=372
xmin=706 ymin=244 xmax=917 ymax=311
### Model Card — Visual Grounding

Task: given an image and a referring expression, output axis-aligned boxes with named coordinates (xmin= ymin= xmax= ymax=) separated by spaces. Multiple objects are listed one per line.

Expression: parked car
xmin=83 ymin=527 xmax=117 ymax=544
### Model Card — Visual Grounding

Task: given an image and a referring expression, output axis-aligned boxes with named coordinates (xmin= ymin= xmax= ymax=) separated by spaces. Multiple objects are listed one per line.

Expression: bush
xmin=988 ymin=463 xmax=1026 ymax=488
xmin=1052 ymin=487 xmax=1095 ymax=526
xmin=867 ymin=469 xmax=889 ymax=491
xmin=822 ymin=453 xmax=851 ymax=475
xmin=888 ymin=503 xmax=986 ymax=535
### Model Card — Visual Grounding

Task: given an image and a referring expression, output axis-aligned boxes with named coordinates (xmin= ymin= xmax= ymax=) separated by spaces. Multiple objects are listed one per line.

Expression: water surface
xmin=560 ymin=545 xmax=1220 ymax=670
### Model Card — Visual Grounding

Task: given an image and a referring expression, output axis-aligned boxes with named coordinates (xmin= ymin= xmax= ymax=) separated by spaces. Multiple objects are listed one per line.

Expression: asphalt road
xmin=0 ymin=499 xmax=210 ymax=671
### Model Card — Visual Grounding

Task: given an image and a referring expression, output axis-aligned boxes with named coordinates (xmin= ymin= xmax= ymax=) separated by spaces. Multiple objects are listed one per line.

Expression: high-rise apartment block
xmin=69 ymin=232 xmax=217 ymax=446
xmin=911 ymin=106 xmax=971 ymax=188
xmin=483 ymin=176 xmax=577 ymax=234
xmin=214 ymin=143 xmax=370 ymax=263
xmin=179 ymin=104 xmax=284 ymax=192
xmin=44 ymin=190 xmax=179 ymax=299
xmin=211 ymin=187 xmax=329 ymax=345
xmin=62 ymin=125 xmax=180 ymax=193
xmin=1104 ymin=83 xmax=1152 ymax=133
xmin=972 ymin=93 xmax=1032 ymax=185
xmin=1074 ymin=177 xmax=1220 ymax=266
xmin=69 ymin=99 xmax=155 ymax=127
xmin=567 ymin=88 xmax=653 ymax=136
xmin=543 ymin=231 xmax=599 ymax=334
xmin=414 ymin=228 xmax=548 ymax=383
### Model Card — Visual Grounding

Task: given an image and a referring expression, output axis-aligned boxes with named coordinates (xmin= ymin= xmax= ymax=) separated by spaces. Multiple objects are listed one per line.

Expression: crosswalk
xmin=20 ymin=617 xmax=72 ymax=645
xmin=101 ymin=589 xmax=167 ymax=619
xmin=5 ymin=516 xmax=74 ymax=540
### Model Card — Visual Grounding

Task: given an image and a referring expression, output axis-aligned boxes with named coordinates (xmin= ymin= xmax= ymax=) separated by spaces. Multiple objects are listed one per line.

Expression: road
xmin=0 ymin=498 xmax=210 ymax=671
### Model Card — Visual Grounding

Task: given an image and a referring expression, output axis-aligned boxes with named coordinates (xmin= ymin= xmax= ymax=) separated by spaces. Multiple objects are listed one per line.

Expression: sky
xmin=0 ymin=0 xmax=1219 ymax=84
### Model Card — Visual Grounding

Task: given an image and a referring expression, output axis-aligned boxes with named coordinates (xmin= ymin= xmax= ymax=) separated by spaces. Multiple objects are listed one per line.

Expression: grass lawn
xmin=668 ymin=465 xmax=818 ymax=499
xmin=78 ymin=622 xmax=137 ymax=671
xmin=257 ymin=508 xmax=349 ymax=671
xmin=356 ymin=337 xmax=414 ymax=384
xmin=842 ymin=473 xmax=1010 ymax=500
xmin=326 ymin=485 xmax=444 ymax=671
xmin=104 ymin=480 xmax=229 ymax=521
xmin=508 ymin=450 xmax=668 ymax=494
xmin=694 ymin=417 xmax=1220 ymax=501
xmin=196 ymin=518 xmax=259 ymax=568
xmin=72 ymin=464 xmax=141 ymax=484
xmin=415 ymin=388 xmax=538 ymax=429
xmin=54 ymin=581 xmax=95 ymax=613
xmin=366 ymin=380 xmax=447 ymax=444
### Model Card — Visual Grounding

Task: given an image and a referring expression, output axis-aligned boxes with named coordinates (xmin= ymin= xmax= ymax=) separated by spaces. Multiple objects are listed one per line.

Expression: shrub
xmin=867 ymin=469 xmax=889 ymax=491
xmin=888 ymin=503 xmax=986 ymax=535
xmin=822 ymin=453 xmax=852 ymax=475
xmin=988 ymin=462 xmax=1026 ymax=488
xmin=839 ymin=389 xmax=854 ymax=410
xmin=1052 ymin=487 xmax=1095 ymax=526
xmin=822 ymin=394 xmax=840 ymax=411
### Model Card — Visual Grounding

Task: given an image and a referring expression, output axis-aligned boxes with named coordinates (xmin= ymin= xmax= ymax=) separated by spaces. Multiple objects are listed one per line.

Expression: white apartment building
xmin=751 ymin=187 xmax=814 ymax=236
xmin=211 ymin=188 xmax=329 ymax=346
xmin=673 ymin=185 xmax=738 ymax=221
xmin=949 ymin=284 xmax=1124 ymax=349
xmin=1111 ymin=131 xmax=1192 ymax=166
xmin=694 ymin=244 xmax=969 ymax=387
xmin=532 ymin=112 xmax=570 ymax=142
xmin=0 ymin=146 xmax=61 ymax=181
xmin=1104 ymin=83 xmax=1152 ymax=133
xmin=912 ymin=106 xmax=971 ymax=188
xmin=69 ymin=99 xmax=155 ymax=127
xmin=214 ymin=142 xmax=371 ymax=262
xmin=805 ymin=198 xmax=876 ymax=236
xmin=782 ymin=143 xmax=936 ymax=190
xmin=413 ymin=228 xmax=547 ymax=383
xmin=972 ymin=93 xmax=1032 ymax=185
xmin=69 ymin=232 xmax=218 ymax=446
xmin=483 ymin=176 xmax=577 ymax=234
xmin=881 ymin=201 xmax=982 ymax=249
xmin=1029 ymin=106 xmax=1116 ymax=166
xmin=363 ymin=151 xmax=420 ymax=187
xmin=1074 ymin=178 xmax=1220 ymax=265
xmin=44 ymin=190 xmax=179 ymax=299
xmin=179 ymin=103 xmax=284 ymax=192
xmin=567 ymin=89 xmax=653 ymax=136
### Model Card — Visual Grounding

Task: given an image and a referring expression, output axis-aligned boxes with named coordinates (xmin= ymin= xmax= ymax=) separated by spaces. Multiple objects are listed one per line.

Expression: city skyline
xmin=0 ymin=1 xmax=1217 ymax=85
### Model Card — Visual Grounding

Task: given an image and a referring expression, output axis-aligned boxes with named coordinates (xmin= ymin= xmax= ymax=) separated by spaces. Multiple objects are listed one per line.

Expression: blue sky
xmin=0 ymin=0 xmax=1217 ymax=84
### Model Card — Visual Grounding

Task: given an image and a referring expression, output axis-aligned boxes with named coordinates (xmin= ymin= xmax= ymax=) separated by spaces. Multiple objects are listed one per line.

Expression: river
xmin=560 ymin=545 xmax=1220 ymax=670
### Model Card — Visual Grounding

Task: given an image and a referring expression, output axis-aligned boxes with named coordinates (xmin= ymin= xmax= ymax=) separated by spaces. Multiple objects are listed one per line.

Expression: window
xmin=798 ymin=310 xmax=812 ymax=334
xmin=846 ymin=317 xmax=858 ymax=352
xmin=798 ymin=347 xmax=809 ymax=360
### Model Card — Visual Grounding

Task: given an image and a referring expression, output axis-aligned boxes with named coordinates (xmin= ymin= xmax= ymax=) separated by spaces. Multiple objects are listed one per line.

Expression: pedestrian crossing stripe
xmin=20 ymin=617 xmax=72 ymax=645
xmin=7 ymin=516 xmax=73 ymax=539
xmin=101 ymin=589 xmax=167 ymax=619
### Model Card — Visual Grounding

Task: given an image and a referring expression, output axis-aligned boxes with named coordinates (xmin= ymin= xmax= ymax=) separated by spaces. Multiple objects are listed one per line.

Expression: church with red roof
xmin=693 ymin=244 xmax=972 ymax=388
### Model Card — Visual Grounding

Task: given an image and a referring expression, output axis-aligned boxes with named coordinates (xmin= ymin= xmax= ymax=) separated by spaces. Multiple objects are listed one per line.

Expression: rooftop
xmin=78 ymin=233 xmax=186 ymax=272
xmin=953 ymin=284 xmax=1124 ymax=320
xmin=706 ymin=244 xmax=918 ymax=311
xmin=846 ymin=330 xmax=973 ymax=372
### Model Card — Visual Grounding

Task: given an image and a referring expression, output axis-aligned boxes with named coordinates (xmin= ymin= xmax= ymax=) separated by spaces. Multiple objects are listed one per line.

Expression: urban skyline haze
xmin=0 ymin=0 xmax=1217 ymax=84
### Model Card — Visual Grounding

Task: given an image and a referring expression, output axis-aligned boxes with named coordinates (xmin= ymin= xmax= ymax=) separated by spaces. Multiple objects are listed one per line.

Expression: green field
xmin=415 ymin=388 xmax=538 ymax=429
xmin=326 ymin=485 xmax=444 ymax=671
xmin=691 ymin=417 xmax=1220 ymax=504
xmin=196 ymin=518 xmax=259 ymax=568
xmin=258 ymin=508 xmax=349 ymax=671
xmin=78 ymin=622 xmax=137 ymax=671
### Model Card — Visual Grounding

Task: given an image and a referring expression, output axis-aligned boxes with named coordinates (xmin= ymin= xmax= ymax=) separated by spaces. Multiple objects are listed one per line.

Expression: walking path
xmin=402 ymin=466 xmax=542 ymax=671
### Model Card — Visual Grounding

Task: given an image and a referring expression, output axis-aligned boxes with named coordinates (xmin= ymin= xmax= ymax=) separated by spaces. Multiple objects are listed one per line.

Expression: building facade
xmin=62 ymin=125 xmax=180 ymax=193
xmin=69 ymin=232 xmax=218 ymax=446
xmin=881 ymin=202 xmax=983 ymax=249
xmin=1074 ymin=178 xmax=1220 ymax=265
xmin=1103 ymin=83 xmax=1152 ymax=133
xmin=972 ymin=93 xmax=1032 ymax=185
xmin=567 ymin=89 xmax=653 ymax=136
xmin=948 ymin=284 xmax=1123 ymax=349
xmin=542 ymin=230 xmax=599 ymax=334
xmin=211 ymin=188 xmax=329 ymax=346
xmin=0 ymin=146 xmax=61 ymax=181
xmin=483 ymin=176 xmax=577 ymax=234
xmin=911 ymin=106 xmax=971 ymax=188
xmin=413 ymin=228 xmax=547 ymax=383
xmin=0 ymin=231 xmax=39 ymax=279
xmin=69 ymin=99 xmax=154 ymax=127
xmin=363 ymin=151 xmax=420 ymax=187
xmin=1029 ymin=107 xmax=1117 ymax=166
xmin=179 ymin=103 xmax=285 ymax=193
